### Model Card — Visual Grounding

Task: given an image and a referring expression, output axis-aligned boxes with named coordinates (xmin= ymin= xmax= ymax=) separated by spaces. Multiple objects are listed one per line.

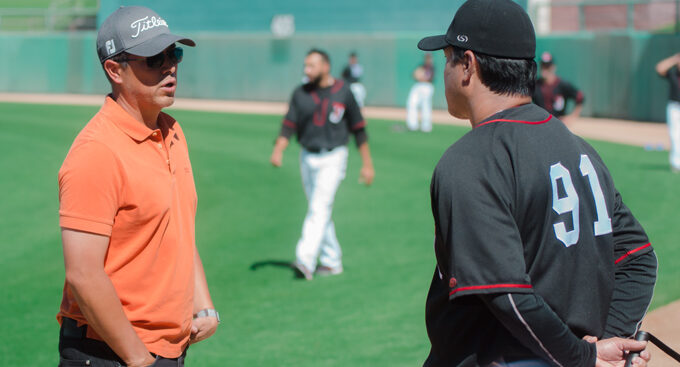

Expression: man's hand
xmin=270 ymin=150 xmax=283 ymax=167
xmin=359 ymin=164 xmax=374 ymax=186
xmin=593 ymin=337 xmax=649 ymax=367
xmin=190 ymin=316 xmax=219 ymax=344
xmin=125 ymin=353 xmax=156 ymax=367
xmin=270 ymin=137 xmax=289 ymax=167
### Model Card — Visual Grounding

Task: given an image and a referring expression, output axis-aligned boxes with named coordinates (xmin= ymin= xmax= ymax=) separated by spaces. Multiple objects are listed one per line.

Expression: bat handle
xmin=624 ymin=331 xmax=650 ymax=367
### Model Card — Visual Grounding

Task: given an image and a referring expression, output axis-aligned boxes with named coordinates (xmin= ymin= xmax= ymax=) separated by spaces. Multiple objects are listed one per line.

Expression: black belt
xmin=60 ymin=317 xmax=185 ymax=361
xmin=304 ymin=146 xmax=336 ymax=154
xmin=61 ymin=317 xmax=88 ymax=339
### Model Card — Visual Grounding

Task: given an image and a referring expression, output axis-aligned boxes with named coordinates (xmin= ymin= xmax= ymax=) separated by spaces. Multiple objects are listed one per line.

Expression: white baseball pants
xmin=295 ymin=146 xmax=348 ymax=271
xmin=406 ymin=82 xmax=434 ymax=132
xmin=350 ymin=82 xmax=366 ymax=107
xmin=667 ymin=101 xmax=680 ymax=170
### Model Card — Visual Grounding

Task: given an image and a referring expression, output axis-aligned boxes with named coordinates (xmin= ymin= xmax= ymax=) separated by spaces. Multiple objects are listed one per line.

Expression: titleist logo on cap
xmin=130 ymin=16 xmax=168 ymax=38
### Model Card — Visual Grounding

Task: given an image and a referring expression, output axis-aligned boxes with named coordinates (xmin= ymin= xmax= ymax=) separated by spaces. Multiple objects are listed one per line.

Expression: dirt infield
xmin=1 ymin=92 xmax=677 ymax=365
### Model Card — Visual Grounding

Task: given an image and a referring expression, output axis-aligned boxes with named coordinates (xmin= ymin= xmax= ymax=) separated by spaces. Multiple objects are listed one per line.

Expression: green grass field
xmin=1 ymin=102 xmax=678 ymax=366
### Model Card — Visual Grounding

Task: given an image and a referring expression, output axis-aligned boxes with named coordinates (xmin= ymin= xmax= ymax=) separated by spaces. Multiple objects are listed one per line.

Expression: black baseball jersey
xmin=664 ymin=66 xmax=680 ymax=102
xmin=533 ymin=77 xmax=584 ymax=117
xmin=342 ymin=64 xmax=363 ymax=84
xmin=279 ymin=80 xmax=367 ymax=150
xmin=418 ymin=63 xmax=435 ymax=83
xmin=425 ymin=103 xmax=653 ymax=366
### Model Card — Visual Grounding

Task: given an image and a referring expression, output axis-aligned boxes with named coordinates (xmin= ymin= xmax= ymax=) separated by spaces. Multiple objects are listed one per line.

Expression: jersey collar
xmin=476 ymin=103 xmax=553 ymax=128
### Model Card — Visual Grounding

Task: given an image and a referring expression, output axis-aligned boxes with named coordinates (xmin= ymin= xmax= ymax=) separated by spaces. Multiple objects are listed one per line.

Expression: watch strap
xmin=194 ymin=308 xmax=220 ymax=323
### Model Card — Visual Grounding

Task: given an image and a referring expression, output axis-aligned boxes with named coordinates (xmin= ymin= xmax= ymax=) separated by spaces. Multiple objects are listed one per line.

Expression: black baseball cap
xmin=97 ymin=6 xmax=195 ymax=63
xmin=417 ymin=0 xmax=535 ymax=59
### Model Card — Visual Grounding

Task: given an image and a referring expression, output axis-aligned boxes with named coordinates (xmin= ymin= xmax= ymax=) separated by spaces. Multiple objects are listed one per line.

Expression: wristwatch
xmin=193 ymin=309 xmax=220 ymax=323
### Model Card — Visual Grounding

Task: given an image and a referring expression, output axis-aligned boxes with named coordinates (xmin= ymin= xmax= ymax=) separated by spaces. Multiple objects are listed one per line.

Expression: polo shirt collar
xmin=101 ymin=95 xmax=161 ymax=142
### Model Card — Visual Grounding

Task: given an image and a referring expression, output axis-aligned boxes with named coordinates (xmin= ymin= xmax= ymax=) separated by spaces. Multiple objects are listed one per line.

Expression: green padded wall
xmin=1 ymin=31 xmax=678 ymax=122
xmin=98 ymin=0 xmax=465 ymax=33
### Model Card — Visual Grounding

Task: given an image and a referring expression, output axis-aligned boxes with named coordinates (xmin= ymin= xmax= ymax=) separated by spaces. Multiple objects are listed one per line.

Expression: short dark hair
xmin=308 ymin=48 xmax=331 ymax=65
xmin=452 ymin=46 xmax=536 ymax=97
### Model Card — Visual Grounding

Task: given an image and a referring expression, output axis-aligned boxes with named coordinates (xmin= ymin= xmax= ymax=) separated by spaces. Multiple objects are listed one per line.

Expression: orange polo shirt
xmin=58 ymin=96 xmax=197 ymax=358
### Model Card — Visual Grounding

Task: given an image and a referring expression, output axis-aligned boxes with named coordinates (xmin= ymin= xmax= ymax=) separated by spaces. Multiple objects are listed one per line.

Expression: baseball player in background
xmin=418 ymin=0 xmax=656 ymax=366
xmin=342 ymin=51 xmax=367 ymax=107
xmin=406 ymin=53 xmax=435 ymax=132
xmin=533 ymin=51 xmax=585 ymax=123
xmin=270 ymin=49 xmax=375 ymax=280
xmin=655 ymin=53 xmax=680 ymax=172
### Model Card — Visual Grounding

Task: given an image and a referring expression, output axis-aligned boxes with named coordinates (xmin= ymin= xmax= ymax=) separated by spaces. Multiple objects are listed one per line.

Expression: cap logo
xmin=130 ymin=15 xmax=168 ymax=38
xmin=456 ymin=35 xmax=468 ymax=43
xmin=105 ymin=39 xmax=116 ymax=55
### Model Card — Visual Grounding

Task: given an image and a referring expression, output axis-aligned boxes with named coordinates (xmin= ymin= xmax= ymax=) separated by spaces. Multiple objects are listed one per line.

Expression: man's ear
xmin=460 ymin=50 xmax=477 ymax=84
xmin=103 ymin=59 xmax=125 ymax=85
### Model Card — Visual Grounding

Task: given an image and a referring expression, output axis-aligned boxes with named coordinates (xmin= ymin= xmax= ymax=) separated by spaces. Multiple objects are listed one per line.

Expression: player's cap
xmin=417 ymin=0 xmax=535 ymax=59
xmin=96 ymin=6 xmax=195 ymax=63
xmin=540 ymin=51 xmax=554 ymax=67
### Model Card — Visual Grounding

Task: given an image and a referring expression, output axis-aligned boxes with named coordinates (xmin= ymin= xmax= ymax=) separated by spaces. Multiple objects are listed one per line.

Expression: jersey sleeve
xmin=665 ymin=65 xmax=678 ymax=83
xmin=279 ymin=90 xmax=299 ymax=139
xmin=431 ymin=142 xmax=532 ymax=300
xmin=344 ymin=89 xmax=367 ymax=146
xmin=611 ymin=190 xmax=652 ymax=263
xmin=58 ymin=141 xmax=122 ymax=236
xmin=600 ymin=190 xmax=657 ymax=337
xmin=560 ymin=80 xmax=584 ymax=105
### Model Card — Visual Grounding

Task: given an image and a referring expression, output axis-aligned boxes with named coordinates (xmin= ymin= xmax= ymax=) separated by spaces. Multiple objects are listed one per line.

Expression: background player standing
xmin=270 ymin=49 xmax=375 ymax=280
xmin=57 ymin=6 xmax=218 ymax=367
xmin=417 ymin=0 xmax=656 ymax=366
xmin=406 ymin=53 xmax=435 ymax=132
xmin=342 ymin=51 xmax=366 ymax=107
xmin=655 ymin=53 xmax=680 ymax=172
xmin=533 ymin=51 xmax=585 ymax=123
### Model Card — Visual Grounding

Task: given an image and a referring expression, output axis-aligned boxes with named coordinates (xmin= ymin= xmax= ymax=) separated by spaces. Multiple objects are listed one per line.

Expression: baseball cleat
xmin=293 ymin=261 xmax=313 ymax=280
xmin=315 ymin=265 xmax=343 ymax=276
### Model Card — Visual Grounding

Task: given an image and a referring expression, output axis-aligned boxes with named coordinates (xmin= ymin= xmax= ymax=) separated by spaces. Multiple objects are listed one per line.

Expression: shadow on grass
xmin=249 ymin=259 xmax=306 ymax=279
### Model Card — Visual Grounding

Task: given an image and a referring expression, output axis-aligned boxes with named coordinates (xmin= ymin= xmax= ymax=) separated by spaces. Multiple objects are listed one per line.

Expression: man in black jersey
xmin=417 ymin=0 xmax=656 ymax=366
xmin=270 ymin=49 xmax=375 ymax=280
xmin=533 ymin=51 xmax=585 ymax=123
xmin=342 ymin=51 xmax=366 ymax=107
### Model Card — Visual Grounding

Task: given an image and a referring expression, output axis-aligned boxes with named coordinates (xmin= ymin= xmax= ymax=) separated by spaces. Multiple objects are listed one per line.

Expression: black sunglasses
xmin=121 ymin=47 xmax=183 ymax=69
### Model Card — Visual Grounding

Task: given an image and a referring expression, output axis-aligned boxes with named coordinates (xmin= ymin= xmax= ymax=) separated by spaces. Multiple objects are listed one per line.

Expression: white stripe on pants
xmin=667 ymin=101 xmax=680 ymax=170
xmin=406 ymin=82 xmax=434 ymax=132
xmin=296 ymin=146 xmax=348 ymax=271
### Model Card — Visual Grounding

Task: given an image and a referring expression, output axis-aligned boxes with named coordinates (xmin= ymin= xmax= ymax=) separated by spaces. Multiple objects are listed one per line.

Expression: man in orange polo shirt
xmin=57 ymin=6 xmax=218 ymax=367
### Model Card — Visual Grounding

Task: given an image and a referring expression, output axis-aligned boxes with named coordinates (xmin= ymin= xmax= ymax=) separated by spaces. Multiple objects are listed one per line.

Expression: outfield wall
xmin=0 ymin=32 xmax=677 ymax=122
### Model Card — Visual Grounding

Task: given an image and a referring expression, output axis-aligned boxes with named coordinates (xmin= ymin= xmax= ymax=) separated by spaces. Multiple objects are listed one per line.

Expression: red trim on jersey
xmin=311 ymin=91 xmax=320 ymax=104
xmin=352 ymin=120 xmax=366 ymax=130
xmin=313 ymin=99 xmax=329 ymax=126
xmin=283 ymin=119 xmax=296 ymax=128
xmin=476 ymin=115 xmax=553 ymax=128
xmin=614 ymin=243 xmax=652 ymax=265
xmin=331 ymin=80 xmax=344 ymax=94
xmin=449 ymin=283 xmax=532 ymax=296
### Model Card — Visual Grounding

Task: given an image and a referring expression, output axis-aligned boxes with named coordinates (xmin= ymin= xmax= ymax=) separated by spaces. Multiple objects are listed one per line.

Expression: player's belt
xmin=304 ymin=146 xmax=337 ymax=154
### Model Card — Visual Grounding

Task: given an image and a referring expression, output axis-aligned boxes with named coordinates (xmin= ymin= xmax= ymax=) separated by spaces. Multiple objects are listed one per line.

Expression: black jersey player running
xmin=417 ymin=1 xmax=656 ymax=366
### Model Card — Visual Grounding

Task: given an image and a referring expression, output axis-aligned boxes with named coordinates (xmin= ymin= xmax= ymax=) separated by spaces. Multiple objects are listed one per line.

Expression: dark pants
xmin=59 ymin=317 xmax=187 ymax=367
